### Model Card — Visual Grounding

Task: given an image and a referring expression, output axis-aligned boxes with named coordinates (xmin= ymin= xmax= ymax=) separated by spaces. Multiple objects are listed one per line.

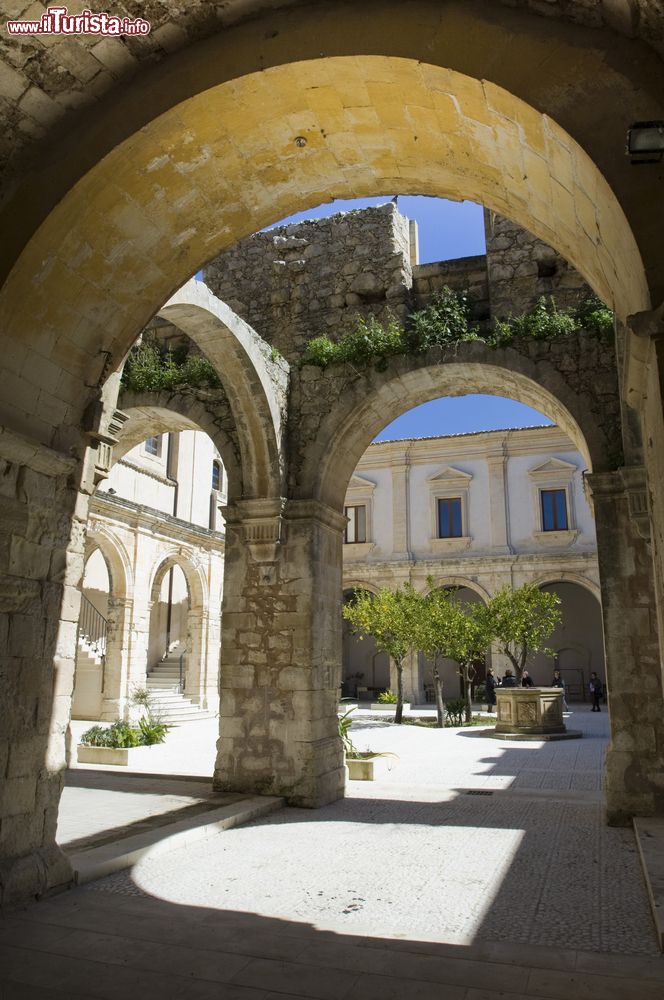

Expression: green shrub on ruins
xmin=300 ymin=289 xmax=614 ymax=370
xmin=490 ymin=294 xmax=614 ymax=346
xmin=301 ymin=287 xmax=474 ymax=369
xmin=574 ymin=294 xmax=615 ymax=338
xmin=121 ymin=336 xmax=221 ymax=392
xmin=302 ymin=314 xmax=405 ymax=370
xmin=404 ymin=287 xmax=478 ymax=351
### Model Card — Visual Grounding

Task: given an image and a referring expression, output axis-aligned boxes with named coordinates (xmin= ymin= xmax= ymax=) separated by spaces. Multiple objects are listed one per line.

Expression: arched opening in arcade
xmin=418 ymin=584 xmax=490 ymax=705
xmin=532 ymin=579 xmax=606 ymax=703
xmin=336 ymin=381 xmax=602 ymax=715
xmin=3 ymin=9 xmax=664 ymax=908
xmin=71 ymin=547 xmax=111 ymax=722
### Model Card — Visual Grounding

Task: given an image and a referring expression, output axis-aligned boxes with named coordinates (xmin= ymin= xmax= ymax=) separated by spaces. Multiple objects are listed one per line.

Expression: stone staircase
xmin=76 ymin=638 xmax=104 ymax=670
xmin=146 ymin=645 xmax=215 ymax=724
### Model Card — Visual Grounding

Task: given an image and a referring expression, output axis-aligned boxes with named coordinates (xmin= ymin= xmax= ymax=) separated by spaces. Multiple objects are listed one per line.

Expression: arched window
xmin=211 ymin=460 xmax=221 ymax=492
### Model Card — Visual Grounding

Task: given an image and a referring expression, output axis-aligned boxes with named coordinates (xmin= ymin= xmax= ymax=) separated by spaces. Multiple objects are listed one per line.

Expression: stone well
xmin=491 ymin=687 xmax=582 ymax=741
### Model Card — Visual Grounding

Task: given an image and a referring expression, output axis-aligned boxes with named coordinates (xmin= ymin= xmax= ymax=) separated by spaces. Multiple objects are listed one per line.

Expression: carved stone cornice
xmin=222 ymin=497 xmax=286 ymax=563
xmin=283 ymin=498 xmax=348 ymax=535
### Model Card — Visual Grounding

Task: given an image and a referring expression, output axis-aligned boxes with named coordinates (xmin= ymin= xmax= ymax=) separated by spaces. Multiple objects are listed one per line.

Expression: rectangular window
xmin=344 ymin=504 xmax=367 ymax=544
xmin=437 ymin=497 xmax=463 ymax=538
xmin=144 ymin=435 xmax=162 ymax=457
xmin=541 ymin=488 xmax=568 ymax=531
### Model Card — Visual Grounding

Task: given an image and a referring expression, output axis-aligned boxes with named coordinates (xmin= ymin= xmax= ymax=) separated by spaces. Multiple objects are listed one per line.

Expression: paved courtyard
xmin=3 ymin=706 xmax=663 ymax=998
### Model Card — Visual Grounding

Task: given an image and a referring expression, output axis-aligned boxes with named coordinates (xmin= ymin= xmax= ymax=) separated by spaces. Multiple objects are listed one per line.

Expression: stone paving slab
xmin=70 ymin=795 xmax=284 ymax=885
xmin=634 ymin=817 xmax=664 ymax=950
xmin=57 ymin=769 xmax=226 ymax=848
xmin=2 ymin=890 xmax=663 ymax=1000
xmin=4 ymin=706 xmax=662 ymax=999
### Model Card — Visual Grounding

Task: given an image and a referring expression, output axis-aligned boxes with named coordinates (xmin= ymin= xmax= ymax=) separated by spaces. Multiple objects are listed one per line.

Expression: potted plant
xmin=338 ymin=707 xmax=397 ymax=781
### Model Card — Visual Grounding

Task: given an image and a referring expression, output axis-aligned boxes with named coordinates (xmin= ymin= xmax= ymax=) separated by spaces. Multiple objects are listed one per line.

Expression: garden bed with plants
xmin=77 ymin=689 xmax=170 ymax=766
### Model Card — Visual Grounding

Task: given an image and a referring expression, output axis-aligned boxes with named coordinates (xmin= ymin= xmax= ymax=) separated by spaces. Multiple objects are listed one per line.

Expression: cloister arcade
xmin=1 ymin=0 xmax=664 ymax=906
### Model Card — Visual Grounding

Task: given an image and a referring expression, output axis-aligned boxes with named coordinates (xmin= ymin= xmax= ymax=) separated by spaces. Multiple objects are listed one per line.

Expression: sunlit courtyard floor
xmin=4 ymin=706 xmax=663 ymax=999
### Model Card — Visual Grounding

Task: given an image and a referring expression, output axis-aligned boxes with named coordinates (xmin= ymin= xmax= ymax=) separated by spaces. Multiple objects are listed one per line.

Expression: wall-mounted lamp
xmin=626 ymin=121 xmax=664 ymax=164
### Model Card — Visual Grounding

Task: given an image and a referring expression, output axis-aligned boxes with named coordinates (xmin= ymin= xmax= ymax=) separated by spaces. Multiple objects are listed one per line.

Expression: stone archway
xmin=531 ymin=578 xmax=606 ymax=701
xmin=418 ymin=581 xmax=490 ymax=704
xmin=79 ymin=527 xmax=133 ymax=721
xmin=341 ymin=586 xmax=389 ymax=701
xmin=3 ymin=3 xmax=664 ymax=903
xmin=144 ymin=552 xmax=210 ymax=712
xmin=303 ymin=349 xmax=613 ymax=509
xmin=305 ymin=352 xmax=661 ymax=823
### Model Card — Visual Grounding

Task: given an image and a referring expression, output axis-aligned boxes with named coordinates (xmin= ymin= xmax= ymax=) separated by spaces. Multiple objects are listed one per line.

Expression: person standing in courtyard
xmin=551 ymin=668 xmax=568 ymax=710
xmin=589 ymin=672 xmax=603 ymax=712
xmin=485 ymin=668 xmax=497 ymax=712
xmin=501 ymin=668 xmax=517 ymax=688
xmin=521 ymin=670 xmax=534 ymax=687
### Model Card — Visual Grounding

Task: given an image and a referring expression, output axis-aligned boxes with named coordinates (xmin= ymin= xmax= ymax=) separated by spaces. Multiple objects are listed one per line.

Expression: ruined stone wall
xmin=411 ymin=255 xmax=490 ymax=320
xmin=484 ymin=209 xmax=591 ymax=320
xmin=204 ymin=204 xmax=596 ymax=362
xmin=203 ymin=203 xmax=413 ymax=360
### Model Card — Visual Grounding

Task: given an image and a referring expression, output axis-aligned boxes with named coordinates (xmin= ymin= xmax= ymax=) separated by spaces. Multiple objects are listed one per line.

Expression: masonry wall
xmin=204 ymin=203 xmax=594 ymax=362
xmin=484 ymin=209 xmax=591 ymax=319
xmin=203 ymin=203 xmax=413 ymax=359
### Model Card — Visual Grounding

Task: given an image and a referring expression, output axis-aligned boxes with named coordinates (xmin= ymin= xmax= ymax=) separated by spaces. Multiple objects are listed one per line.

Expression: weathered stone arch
xmin=533 ymin=572 xmax=602 ymax=604
xmin=343 ymin=582 xmax=381 ymax=597
xmin=148 ymin=550 xmax=208 ymax=612
xmin=84 ymin=526 xmax=132 ymax=602
xmin=300 ymin=342 xmax=614 ymax=510
xmin=147 ymin=549 xmax=210 ymax=708
xmin=422 ymin=577 xmax=492 ymax=603
xmin=157 ymin=280 xmax=286 ymax=500
xmin=115 ymin=391 xmax=242 ymax=500
xmin=1 ymin=12 xmax=659 ymax=449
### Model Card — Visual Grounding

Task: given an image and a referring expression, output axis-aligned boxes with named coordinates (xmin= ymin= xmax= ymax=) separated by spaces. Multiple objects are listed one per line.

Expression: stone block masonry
xmin=203 ymin=203 xmax=414 ymax=360
xmin=205 ymin=203 xmax=592 ymax=366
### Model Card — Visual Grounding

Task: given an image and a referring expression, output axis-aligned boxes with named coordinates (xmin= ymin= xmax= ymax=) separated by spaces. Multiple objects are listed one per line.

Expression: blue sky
xmin=270 ymin=195 xmax=552 ymax=439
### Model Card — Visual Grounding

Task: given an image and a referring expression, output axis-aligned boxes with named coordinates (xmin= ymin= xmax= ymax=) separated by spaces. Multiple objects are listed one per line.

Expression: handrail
xmin=78 ymin=594 xmax=108 ymax=690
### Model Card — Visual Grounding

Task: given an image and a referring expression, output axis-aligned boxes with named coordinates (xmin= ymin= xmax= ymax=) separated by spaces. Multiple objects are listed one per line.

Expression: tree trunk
xmin=463 ymin=663 xmax=473 ymax=723
xmin=395 ymin=658 xmax=404 ymax=725
xmin=432 ymin=659 xmax=445 ymax=728
xmin=504 ymin=646 xmax=522 ymax=682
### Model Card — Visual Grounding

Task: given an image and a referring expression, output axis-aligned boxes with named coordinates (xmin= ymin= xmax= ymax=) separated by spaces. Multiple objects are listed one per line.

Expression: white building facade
xmin=342 ymin=425 xmax=604 ymax=704
xmin=72 ymin=429 xmax=226 ymax=722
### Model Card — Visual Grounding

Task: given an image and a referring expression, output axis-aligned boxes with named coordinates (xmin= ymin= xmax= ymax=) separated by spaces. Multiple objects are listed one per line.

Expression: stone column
xmin=486 ymin=445 xmax=511 ymax=554
xmin=626 ymin=308 xmax=664 ymax=694
xmin=213 ymin=497 xmax=345 ymax=807
xmin=586 ymin=468 xmax=664 ymax=823
xmin=100 ymin=595 xmax=131 ymax=720
xmin=0 ymin=430 xmax=92 ymax=905
xmin=185 ymin=607 xmax=205 ymax=704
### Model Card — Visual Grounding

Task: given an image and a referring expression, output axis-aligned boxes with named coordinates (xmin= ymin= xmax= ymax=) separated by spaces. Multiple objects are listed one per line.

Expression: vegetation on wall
xmin=121 ymin=336 xmax=221 ymax=392
xmin=491 ymin=294 xmax=614 ymax=346
xmin=301 ymin=289 xmax=614 ymax=369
